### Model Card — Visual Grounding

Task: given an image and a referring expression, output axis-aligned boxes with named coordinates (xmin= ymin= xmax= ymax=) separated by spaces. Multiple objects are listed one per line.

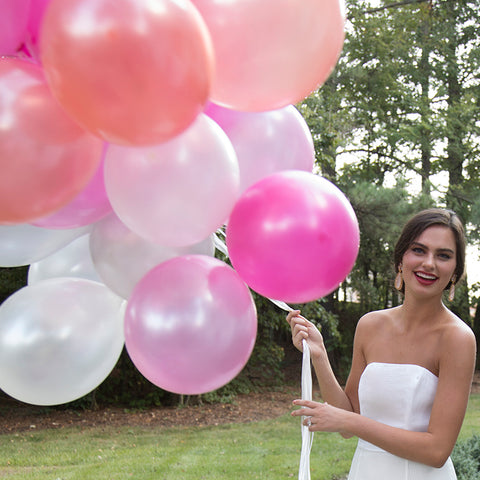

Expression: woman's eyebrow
xmin=411 ymin=241 xmax=455 ymax=254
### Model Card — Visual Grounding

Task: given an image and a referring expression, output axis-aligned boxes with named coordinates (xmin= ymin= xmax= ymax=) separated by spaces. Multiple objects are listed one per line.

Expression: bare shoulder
xmin=441 ymin=311 xmax=476 ymax=354
xmin=355 ymin=307 xmax=399 ymax=335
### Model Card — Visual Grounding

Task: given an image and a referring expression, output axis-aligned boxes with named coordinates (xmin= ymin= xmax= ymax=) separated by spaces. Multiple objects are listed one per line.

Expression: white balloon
xmin=0 ymin=223 xmax=90 ymax=267
xmin=28 ymin=234 xmax=102 ymax=285
xmin=90 ymin=214 xmax=215 ymax=299
xmin=0 ymin=278 xmax=125 ymax=406
xmin=104 ymin=114 xmax=240 ymax=247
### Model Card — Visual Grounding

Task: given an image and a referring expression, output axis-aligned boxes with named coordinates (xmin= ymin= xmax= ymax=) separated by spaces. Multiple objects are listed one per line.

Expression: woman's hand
xmin=291 ymin=399 xmax=351 ymax=435
xmin=286 ymin=310 xmax=324 ymax=359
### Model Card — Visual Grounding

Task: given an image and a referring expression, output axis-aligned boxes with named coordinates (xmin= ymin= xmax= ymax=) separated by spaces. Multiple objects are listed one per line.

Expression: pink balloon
xmin=104 ymin=114 xmax=239 ymax=247
xmin=124 ymin=255 xmax=257 ymax=395
xmin=226 ymin=171 xmax=359 ymax=303
xmin=190 ymin=0 xmax=345 ymax=111
xmin=32 ymin=154 xmax=113 ymax=229
xmin=206 ymin=103 xmax=314 ymax=193
xmin=0 ymin=57 xmax=104 ymax=225
xmin=0 ymin=0 xmax=31 ymax=55
xmin=24 ymin=0 xmax=51 ymax=59
xmin=40 ymin=0 xmax=214 ymax=145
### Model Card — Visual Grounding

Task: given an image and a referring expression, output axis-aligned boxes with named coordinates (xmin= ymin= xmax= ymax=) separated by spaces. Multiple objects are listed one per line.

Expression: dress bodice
xmin=358 ymin=362 xmax=438 ymax=451
xmin=348 ymin=362 xmax=457 ymax=479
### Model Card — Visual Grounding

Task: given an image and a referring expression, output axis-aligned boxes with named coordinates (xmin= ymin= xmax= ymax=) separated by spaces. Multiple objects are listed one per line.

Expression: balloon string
xmin=299 ymin=339 xmax=314 ymax=480
xmin=214 ymin=232 xmax=314 ymax=479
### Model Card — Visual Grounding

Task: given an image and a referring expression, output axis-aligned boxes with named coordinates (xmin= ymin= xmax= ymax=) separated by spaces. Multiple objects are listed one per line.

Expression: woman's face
xmin=401 ymin=225 xmax=457 ymax=299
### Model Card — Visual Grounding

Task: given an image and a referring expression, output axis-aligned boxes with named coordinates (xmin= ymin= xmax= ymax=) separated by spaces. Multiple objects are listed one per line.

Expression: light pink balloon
xmin=0 ymin=57 xmax=104 ymax=224
xmin=90 ymin=213 xmax=215 ymax=299
xmin=40 ymin=0 xmax=214 ymax=145
xmin=124 ymin=255 xmax=257 ymax=395
xmin=104 ymin=114 xmax=239 ymax=247
xmin=190 ymin=0 xmax=345 ymax=111
xmin=226 ymin=171 xmax=359 ymax=303
xmin=205 ymin=103 xmax=314 ymax=193
xmin=32 ymin=154 xmax=113 ymax=229
xmin=0 ymin=0 xmax=31 ymax=55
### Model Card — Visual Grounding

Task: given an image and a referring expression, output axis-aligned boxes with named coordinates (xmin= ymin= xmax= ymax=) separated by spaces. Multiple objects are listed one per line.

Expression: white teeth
xmin=416 ymin=272 xmax=437 ymax=280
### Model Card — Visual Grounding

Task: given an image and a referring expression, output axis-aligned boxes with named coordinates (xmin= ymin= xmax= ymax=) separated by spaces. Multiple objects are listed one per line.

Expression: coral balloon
xmin=105 ymin=114 xmax=239 ymax=247
xmin=90 ymin=214 xmax=215 ymax=299
xmin=125 ymin=255 xmax=257 ymax=395
xmin=205 ymin=103 xmax=314 ymax=193
xmin=28 ymin=234 xmax=102 ymax=285
xmin=0 ymin=223 xmax=90 ymax=267
xmin=191 ymin=0 xmax=345 ymax=111
xmin=0 ymin=0 xmax=31 ymax=54
xmin=0 ymin=278 xmax=125 ymax=406
xmin=32 ymin=155 xmax=112 ymax=229
xmin=40 ymin=0 xmax=214 ymax=145
xmin=0 ymin=57 xmax=104 ymax=224
xmin=226 ymin=171 xmax=359 ymax=303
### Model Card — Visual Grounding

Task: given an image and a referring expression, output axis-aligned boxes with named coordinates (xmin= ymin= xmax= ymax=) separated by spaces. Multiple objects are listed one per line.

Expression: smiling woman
xmin=287 ymin=208 xmax=477 ymax=480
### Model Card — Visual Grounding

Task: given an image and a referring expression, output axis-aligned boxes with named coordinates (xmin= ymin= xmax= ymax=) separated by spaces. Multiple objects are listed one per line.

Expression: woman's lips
xmin=414 ymin=271 xmax=438 ymax=285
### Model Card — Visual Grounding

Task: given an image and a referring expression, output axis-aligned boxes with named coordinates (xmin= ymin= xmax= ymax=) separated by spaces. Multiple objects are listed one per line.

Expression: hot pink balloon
xmin=206 ymin=103 xmax=314 ymax=193
xmin=124 ymin=255 xmax=257 ymax=395
xmin=24 ymin=0 xmax=51 ymax=59
xmin=190 ymin=0 xmax=345 ymax=111
xmin=226 ymin=171 xmax=359 ymax=303
xmin=40 ymin=0 xmax=214 ymax=145
xmin=0 ymin=0 xmax=31 ymax=55
xmin=32 ymin=155 xmax=113 ymax=229
xmin=0 ymin=57 xmax=104 ymax=224
xmin=104 ymin=114 xmax=239 ymax=247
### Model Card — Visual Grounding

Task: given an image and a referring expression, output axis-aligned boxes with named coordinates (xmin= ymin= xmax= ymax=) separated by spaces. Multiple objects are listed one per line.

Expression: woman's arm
xmin=287 ymin=310 xmax=365 ymax=413
xmin=292 ymin=321 xmax=476 ymax=468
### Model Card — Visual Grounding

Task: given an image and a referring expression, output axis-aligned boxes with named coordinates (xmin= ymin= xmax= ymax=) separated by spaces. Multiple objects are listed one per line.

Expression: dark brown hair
xmin=394 ymin=208 xmax=466 ymax=289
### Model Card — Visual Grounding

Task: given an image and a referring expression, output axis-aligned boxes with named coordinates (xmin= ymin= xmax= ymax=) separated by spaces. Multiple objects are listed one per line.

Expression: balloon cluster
xmin=0 ymin=0 xmax=356 ymax=406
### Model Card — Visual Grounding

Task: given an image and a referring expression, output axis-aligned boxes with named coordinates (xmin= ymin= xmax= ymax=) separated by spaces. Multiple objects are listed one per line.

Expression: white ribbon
xmin=299 ymin=339 xmax=314 ymax=480
xmin=214 ymin=232 xmax=314 ymax=479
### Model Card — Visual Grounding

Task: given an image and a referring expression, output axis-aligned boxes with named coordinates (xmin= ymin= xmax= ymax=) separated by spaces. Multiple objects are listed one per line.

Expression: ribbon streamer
xmin=214 ymin=232 xmax=314 ymax=479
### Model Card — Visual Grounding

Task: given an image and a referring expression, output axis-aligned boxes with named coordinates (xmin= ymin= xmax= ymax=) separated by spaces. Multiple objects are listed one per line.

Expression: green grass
xmin=0 ymin=394 xmax=478 ymax=480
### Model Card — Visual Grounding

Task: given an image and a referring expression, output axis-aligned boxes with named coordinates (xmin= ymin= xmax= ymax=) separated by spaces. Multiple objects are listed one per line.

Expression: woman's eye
xmin=439 ymin=253 xmax=452 ymax=260
xmin=412 ymin=247 xmax=424 ymax=254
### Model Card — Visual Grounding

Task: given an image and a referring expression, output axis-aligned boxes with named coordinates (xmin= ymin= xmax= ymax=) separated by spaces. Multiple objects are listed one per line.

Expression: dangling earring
xmin=395 ymin=266 xmax=403 ymax=291
xmin=448 ymin=276 xmax=456 ymax=302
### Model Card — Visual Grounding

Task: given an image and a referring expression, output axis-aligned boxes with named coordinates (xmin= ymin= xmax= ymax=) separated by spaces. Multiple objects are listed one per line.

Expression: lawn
xmin=0 ymin=394 xmax=478 ymax=480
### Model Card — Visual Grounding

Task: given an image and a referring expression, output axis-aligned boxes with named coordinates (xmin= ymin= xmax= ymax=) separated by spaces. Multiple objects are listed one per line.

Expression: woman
xmin=287 ymin=208 xmax=477 ymax=479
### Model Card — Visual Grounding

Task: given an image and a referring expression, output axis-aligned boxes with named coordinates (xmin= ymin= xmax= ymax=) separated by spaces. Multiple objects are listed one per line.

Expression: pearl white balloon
xmin=90 ymin=214 xmax=215 ymax=299
xmin=0 ymin=278 xmax=125 ymax=406
xmin=0 ymin=223 xmax=90 ymax=267
xmin=104 ymin=114 xmax=239 ymax=247
xmin=28 ymin=234 xmax=102 ymax=285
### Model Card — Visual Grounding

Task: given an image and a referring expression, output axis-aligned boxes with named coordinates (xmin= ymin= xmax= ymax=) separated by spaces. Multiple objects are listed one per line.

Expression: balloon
xmin=0 ymin=223 xmax=90 ymax=267
xmin=0 ymin=0 xmax=31 ymax=55
xmin=124 ymin=255 xmax=257 ymax=395
xmin=40 ymin=0 xmax=214 ymax=145
xmin=205 ymin=103 xmax=315 ymax=193
xmin=0 ymin=57 xmax=104 ymax=224
xmin=104 ymin=114 xmax=240 ymax=247
xmin=32 ymin=154 xmax=113 ymax=229
xmin=226 ymin=171 xmax=359 ymax=303
xmin=90 ymin=214 xmax=215 ymax=299
xmin=190 ymin=0 xmax=345 ymax=111
xmin=28 ymin=234 xmax=102 ymax=285
xmin=0 ymin=278 xmax=125 ymax=406
xmin=26 ymin=0 xmax=50 ymax=53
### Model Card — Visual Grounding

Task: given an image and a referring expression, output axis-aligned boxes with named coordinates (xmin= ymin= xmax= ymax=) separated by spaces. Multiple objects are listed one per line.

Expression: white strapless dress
xmin=347 ymin=362 xmax=457 ymax=480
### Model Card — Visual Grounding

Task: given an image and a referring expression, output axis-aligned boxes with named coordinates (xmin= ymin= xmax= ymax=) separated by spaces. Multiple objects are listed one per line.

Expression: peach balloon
xmin=191 ymin=0 xmax=345 ymax=111
xmin=0 ymin=57 xmax=104 ymax=224
xmin=40 ymin=0 xmax=214 ymax=145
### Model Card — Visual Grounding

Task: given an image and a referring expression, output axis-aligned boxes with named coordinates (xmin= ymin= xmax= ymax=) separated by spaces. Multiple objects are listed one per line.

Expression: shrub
xmin=452 ymin=435 xmax=480 ymax=480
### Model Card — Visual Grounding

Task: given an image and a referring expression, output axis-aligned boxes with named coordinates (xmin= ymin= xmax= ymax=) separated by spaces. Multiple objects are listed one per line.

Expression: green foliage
xmin=452 ymin=435 xmax=480 ymax=480
xmin=0 ymin=267 xmax=28 ymax=304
